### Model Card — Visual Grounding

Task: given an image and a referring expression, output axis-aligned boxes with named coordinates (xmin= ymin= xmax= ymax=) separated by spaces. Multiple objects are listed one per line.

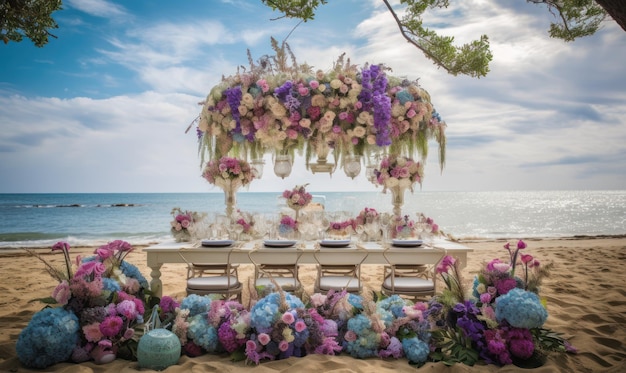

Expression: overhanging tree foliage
xmin=0 ymin=0 xmax=62 ymax=47
xmin=262 ymin=0 xmax=624 ymax=79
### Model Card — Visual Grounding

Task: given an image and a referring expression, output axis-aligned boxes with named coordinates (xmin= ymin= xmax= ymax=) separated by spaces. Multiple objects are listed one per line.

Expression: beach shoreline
xmin=1 ymin=236 xmax=625 ymax=372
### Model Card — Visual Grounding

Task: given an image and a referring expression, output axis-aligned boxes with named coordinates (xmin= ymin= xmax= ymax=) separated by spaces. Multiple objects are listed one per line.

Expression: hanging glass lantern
xmin=273 ymin=154 xmax=292 ymax=179
xmin=343 ymin=155 xmax=361 ymax=179
xmin=251 ymin=158 xmax=265 ymax=179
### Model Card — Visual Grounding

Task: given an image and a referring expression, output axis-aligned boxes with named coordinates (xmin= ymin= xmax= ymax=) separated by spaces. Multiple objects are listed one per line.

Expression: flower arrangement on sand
xmin=431 ymin=240 xmax=575 ymax=366
xmin=170 ymin=207 xmax=205 ymax=242
xmin=202 ymin=156 xmax=255 ymax=190
xmin=18 ymin=241 xmax=149 ymax=368
xmin=195 ymin=39 xmax=446 ymax=171
xmin=282 ymin=183 xmax=313 ymax=211
xmin=375 ymin=154 xmax=424 ymax=192
xmin=17 ymin=240 xmax=576 ymax=370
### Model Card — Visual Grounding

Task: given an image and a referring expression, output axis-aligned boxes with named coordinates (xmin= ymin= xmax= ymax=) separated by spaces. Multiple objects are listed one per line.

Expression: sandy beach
xmin=1 ymin=236 xmax=624 ymax=372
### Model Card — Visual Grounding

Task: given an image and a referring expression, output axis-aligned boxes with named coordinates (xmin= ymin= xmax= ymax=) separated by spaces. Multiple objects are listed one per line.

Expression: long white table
xmin=143 ymin=238 xmax=473 ymax=297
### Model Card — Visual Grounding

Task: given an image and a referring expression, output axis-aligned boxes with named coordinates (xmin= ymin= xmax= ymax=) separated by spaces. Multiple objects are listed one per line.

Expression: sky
xmin=1 ymin=0 xmax=625 ymax=193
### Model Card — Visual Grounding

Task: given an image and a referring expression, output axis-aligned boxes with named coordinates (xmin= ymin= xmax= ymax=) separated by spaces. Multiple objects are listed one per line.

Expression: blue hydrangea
xmin=102 ymin=277 xmax=121 ymax=292
xmin=249 ymin=292 xmax=304 ymax=332
xmin=377 ymin=295 xmax=408 ymax=318
xmin=496 ymin=288 xmax=548 ymax=329
xmin=16 ymin=307 xmax=80 ymax=368
xmin=187 ymin=314 xmax=218 ymax=352
xmin=346 ymin=314 xmax=371 ymax=335
xmin=180 ymin=294 xmax=212 ymax=317
xmin=395 ymin=89 xmax=414 ymax=105
xmin=343 ymin=328 xmax=380 ymax=358
xmin=120 ymin=261 xmax=149 ymax=289
xmin=347 ymin=293 xmax=363 ymax=310
xmin=402 ymin=336 xmax=430 ymax=363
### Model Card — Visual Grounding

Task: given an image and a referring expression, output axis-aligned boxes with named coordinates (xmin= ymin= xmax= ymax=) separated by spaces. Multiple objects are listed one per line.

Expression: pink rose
xmin=278 ymin=340 xmax=290 ymax=352
xmin=258 ymin=333 xmax=271 ymax=346
xmin=281 ymin=312 xmax=295 ymax=325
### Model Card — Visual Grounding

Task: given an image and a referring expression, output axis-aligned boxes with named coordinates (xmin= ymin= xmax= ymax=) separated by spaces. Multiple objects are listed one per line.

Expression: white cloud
xmin=65 ymin=0 xmax=128 ymax=18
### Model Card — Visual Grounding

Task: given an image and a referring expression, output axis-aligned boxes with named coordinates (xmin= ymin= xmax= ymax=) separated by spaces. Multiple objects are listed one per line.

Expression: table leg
xmin=148 ymin=263 xmax=163 ymax=298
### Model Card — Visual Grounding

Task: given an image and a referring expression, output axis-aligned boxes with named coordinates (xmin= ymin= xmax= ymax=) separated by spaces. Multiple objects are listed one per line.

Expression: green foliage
xmin=1 ymin=0 xmax=62 ymax=47
xmin=261 ymin=0 xmax=328 ymax=21
xmin=430 ymin=327 xmax=480 ymax=365
xmin=263 ymin=0 xmax=612 ymax=79
xmin=528 ymin=0 xmax=607 ymax=42
xmin=532 ymin=327 xmax=573 ymax=353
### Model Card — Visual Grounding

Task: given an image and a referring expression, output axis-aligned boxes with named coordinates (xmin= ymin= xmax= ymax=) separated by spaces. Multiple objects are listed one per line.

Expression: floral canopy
xmin=195 ymin=38 xmax=447 ymax=178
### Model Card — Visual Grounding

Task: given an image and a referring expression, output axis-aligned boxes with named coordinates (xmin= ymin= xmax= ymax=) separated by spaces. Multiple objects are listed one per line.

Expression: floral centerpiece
xmin=326 ymin=218 xmax=356 ymax=239
xmin=195 ymin=39 xmax=446 ymax=177
xmin=170 ymin=207 xmax=205 ymax=242
xmin=282 ymin=183 xmax=313 ymax=221
xmin=375 ymin=154 xmax=424 ymax=215
xmin=234 ymin=209 xmax=256 ymax=236
xmin=375 ymin=154 xmax=424 ymax=192
xmin=354 ymin=207 xmax=380 ymax=241
xmin=278 ymin=215 xmax=298 ymax=238
xmin=17 ymin=241 xmax=149 ymax=368
xmin=354 ymin=207 xmax=379 ymax=226
xmin=392 ymin=214 xmax=416 ymax=239
xmin=431 ymin=240 xmax=575 ymax=367
xmin=202 ymin=156 xmax=256 ymax=218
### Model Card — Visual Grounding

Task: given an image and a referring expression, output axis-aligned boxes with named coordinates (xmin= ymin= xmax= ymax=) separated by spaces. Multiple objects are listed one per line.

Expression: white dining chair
xmin=313 ymin=244 xmax=369 ymax=294
xmin=247 ymin=244 xmax=303 ymax=293
xmin=178 ymin=246 xmax=242 ymax=302
xmin=380 ymin=245 xmax=446 ymax=301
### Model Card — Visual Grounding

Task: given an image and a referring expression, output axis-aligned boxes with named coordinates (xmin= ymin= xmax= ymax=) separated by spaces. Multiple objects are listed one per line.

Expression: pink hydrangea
xmin=99 ymin=316 xmax=123 ymax=338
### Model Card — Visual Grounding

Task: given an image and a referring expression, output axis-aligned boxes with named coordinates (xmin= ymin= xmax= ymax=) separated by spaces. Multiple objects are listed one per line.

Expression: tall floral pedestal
xmin=220 ymin=180 xmax=241 ymax=221
xmin=389 ymin=185 xmax=407 ymax=217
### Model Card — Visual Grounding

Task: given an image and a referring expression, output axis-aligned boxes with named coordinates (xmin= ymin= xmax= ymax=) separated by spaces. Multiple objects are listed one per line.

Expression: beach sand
xmin=1 ymin=237 xmax=624 ymax=372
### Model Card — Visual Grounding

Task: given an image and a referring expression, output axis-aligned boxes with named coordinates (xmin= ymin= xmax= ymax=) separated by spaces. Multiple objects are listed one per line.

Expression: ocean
xmin=0 ymin=190 xmax=624 ymax=248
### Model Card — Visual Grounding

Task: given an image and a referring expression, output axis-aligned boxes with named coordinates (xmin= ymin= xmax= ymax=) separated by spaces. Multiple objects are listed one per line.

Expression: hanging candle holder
xmin=273 ymin=154 xmax=292 ymax=179
xmin=343 ymin=154 xmax=362 ymax=179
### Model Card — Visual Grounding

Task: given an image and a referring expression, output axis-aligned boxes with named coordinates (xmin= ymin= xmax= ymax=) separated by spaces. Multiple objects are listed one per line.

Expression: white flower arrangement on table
xmin=201 ymin=156 xmax=255 ymax=190
xmin=170 ymin=207 xmax=205 ymax=242
xmin=282 ymin=183 xmax=313 ymax=211
xmin=374 ymin=154 xmax=424 ymax=192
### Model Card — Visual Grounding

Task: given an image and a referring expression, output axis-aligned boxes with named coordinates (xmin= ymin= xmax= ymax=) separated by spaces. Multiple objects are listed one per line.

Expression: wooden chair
xmin=179 ymin=247 xmax=242 ymax=302
xmin=380 ymin=246 xmax=446 ymax=301
xmin=248 ymin=244 xmax=303 ymax=293
xmin=313 ymin=244 xmax=369 ymax=294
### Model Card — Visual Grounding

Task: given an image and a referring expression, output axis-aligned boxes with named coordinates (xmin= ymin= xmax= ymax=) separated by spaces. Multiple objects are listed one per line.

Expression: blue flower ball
xmin=16 ymin=307 xmax=80 ymax=369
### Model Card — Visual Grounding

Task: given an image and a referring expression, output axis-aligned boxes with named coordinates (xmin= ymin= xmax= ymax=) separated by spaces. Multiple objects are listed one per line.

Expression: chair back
xmin=382 ymin=246 xmax=446 ymax=267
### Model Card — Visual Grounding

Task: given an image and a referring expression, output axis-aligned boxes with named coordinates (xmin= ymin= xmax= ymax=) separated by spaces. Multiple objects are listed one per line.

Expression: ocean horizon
xmin=1 ymin=190 xmax=625 ymax=249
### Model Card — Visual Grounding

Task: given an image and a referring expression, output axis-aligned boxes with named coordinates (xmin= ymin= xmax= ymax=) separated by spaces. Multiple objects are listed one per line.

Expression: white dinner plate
xmin=201 ymin=239 xmax=234 ymax=247
xmin=391 ymin=239 xmax=423 ymax=248
xmin=263 ymin=240 xmax=297 ymax=248
xmin=320 ymin=239 xmax=351 ymax=248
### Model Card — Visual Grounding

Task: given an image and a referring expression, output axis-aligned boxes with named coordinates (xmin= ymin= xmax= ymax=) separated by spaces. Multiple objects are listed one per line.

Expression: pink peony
xmin=99 ymin=316 xmax=123 ymax=338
